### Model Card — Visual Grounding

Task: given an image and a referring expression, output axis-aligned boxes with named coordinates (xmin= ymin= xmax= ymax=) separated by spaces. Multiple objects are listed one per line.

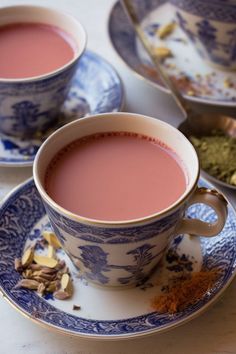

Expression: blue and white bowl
xmin=171 ymin=0 xmax=236 ymax=70
xmin=0 ymin=5 xmax=86 ymax=137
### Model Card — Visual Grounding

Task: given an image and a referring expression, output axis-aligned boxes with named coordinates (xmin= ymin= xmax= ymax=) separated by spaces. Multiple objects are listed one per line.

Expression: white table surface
xmin=1 ymin=1 xmax=236 ymax=353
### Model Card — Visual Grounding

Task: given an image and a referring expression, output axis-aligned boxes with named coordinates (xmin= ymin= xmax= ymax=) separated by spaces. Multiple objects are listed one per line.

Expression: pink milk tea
xmin=45 ymin=132 xmax=187 ymax=222
xmin=0 ymin=23 xmax=76 ymax=78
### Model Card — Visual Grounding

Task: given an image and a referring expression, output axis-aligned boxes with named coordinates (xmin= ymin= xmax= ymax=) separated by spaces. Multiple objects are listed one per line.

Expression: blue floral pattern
xmin=45 ymin=202 xmax=182 ymax=244
xmin=0 ymin=178 xmax=236 ymax=337
xmin=171 ymin=0 xmax=236 ymax=22
xmin=109 ymin=0 xmax=236 ymax=104
xmin=171 ymin=0 xmax=236 ymax=68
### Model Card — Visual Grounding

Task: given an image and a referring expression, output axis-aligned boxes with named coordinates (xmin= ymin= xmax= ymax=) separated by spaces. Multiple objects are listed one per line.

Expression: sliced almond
xmin=156 ymin=22 xmax=176 ymax=39
xmin=16 ymin=279 xmax=39 ymax=290
xmin=61 ymin=273 xmax=73 ymax=296
xmin=21 ymin=247 xmax=34 ymax=267
xmin=33 ymin=254 xmax=58 ymax=268
xmin=53 ymin=290 xmax=71 ymax=300
xmin=48 ymin=245 xmax=55 ymax=258
xmin=42 ymin=231 xmax=61 ymax=249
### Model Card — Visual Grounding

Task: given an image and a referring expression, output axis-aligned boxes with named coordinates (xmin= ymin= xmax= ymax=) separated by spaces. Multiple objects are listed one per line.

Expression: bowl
xmin=178 ymin=114 xmax=236 ymax=190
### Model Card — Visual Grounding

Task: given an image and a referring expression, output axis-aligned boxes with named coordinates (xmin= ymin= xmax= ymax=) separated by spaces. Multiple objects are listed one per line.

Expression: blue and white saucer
xmin=0 ymin=50 xmax=124 ymax=168
xmin=109 ymin=0 xmax=236 ymax=106
xmin=0 ymin=178 xmax=236 ymax=339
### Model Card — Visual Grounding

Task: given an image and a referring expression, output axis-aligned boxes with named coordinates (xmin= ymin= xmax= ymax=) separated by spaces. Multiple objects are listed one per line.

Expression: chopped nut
xmin=21 ymin=247 xmax=34 ymax=267
xmin=42 ymin=231 xmax=61 ymax=249
xmin=61 ymin=273 xmax=73 ymax=296
xmin=156 ymin=22 xmax=176 ymax=39
xmin=152 ymin=46 xmax=173 ymax=60
xmin=16 ymin=279 xmax=40 ymax=290
xmin=53 ymin=290 xmax=71 ymax=300
xmin=73 ymin=304 xmax=81 ymax=311
xmin=33 ymin=254 xmax=58 ymax=268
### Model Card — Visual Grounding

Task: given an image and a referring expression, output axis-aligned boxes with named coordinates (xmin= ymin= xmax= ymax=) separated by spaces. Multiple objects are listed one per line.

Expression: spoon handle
xmin=121 ymin=0 xmax=189 ymax=119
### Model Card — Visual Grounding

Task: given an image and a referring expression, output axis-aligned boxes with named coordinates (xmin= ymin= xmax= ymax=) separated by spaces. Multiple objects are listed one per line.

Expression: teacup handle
xmin=176 ymin=187 xmax=228 ymax=237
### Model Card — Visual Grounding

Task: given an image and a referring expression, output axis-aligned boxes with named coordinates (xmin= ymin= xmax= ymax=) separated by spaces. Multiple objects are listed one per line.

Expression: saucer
xmin=0 ymin=50 xmax=124 ymax=168
xmin=0 ymin=178 xmax=236 ymax=339
xmin=108 ymin=0 xmax=236 ymax=106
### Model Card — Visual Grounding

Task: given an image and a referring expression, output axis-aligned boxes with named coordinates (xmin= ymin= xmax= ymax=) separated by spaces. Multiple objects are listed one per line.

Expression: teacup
xmin=0 ymin=5 xmax=86 ymax=137
xmin=33 ymin=113 xmax=228 ymax=288
xmin=171 ymin=0 xmax=236 ymax=70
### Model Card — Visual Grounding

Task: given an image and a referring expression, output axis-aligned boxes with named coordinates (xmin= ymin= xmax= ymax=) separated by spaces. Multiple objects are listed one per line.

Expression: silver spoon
xmin=121 ymin=0 xmax=236 ymax=189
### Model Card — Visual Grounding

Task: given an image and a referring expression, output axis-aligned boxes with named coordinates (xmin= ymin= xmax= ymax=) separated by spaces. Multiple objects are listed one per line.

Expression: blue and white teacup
xmin=171 ymin=0 xmax=236 ymax=70
xmin=0 ymin=5 xmax=86 ymax=137
xmin=33 ymin=113 xmax=228 ymax=288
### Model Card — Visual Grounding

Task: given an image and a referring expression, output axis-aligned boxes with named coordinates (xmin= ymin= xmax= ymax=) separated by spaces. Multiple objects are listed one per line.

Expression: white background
xmin=1 ymin=0 xmax=236 ymax=353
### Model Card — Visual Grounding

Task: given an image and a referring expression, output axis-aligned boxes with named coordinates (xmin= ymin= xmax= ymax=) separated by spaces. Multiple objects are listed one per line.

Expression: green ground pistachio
xmin=190 ymin=132 xmax=236 ymax=185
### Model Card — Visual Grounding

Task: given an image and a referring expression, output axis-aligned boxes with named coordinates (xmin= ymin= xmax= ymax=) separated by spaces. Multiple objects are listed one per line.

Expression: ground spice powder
xmin=151 ymin=269 xmax=221 ymax=314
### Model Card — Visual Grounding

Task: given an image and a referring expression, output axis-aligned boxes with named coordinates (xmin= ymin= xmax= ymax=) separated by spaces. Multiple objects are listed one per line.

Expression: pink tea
xmin=45 ymin=132 xmax=187 ymax=221
xmin=0 ymin=23 xmax=76 ymax=78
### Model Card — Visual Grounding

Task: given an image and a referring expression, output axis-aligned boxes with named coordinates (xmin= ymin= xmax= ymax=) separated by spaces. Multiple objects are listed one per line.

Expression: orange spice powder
xmin=151 ymin=269 xmax=221 ymax=314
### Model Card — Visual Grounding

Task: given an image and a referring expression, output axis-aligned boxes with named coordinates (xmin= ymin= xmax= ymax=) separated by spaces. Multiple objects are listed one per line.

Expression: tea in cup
xmin=33 ymin=113 xmax=228 ymax=287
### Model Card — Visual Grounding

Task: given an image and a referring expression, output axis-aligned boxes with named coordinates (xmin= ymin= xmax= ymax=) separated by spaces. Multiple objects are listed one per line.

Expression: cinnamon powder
xmin=151 ymin=269 xmax=221 ymax=314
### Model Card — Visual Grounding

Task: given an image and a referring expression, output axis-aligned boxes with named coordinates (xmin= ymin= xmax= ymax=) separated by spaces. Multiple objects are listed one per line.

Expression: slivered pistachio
xmin=16 ymin=279 xmax=39 ymax=290
xmin=14 ymin=258 xmax=22 ymax=272
xmin=156 ymin=22 xmax=176 ymax=39
xmin=21 ymin=247 xmax=34 ymax=267
xmin=53 ymin=290 xmax=71 ymax=300
xmin=33 ymin=254 xmax=58 ymax=268
xmin=42 ymin=231 xmax=61 ymax=249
